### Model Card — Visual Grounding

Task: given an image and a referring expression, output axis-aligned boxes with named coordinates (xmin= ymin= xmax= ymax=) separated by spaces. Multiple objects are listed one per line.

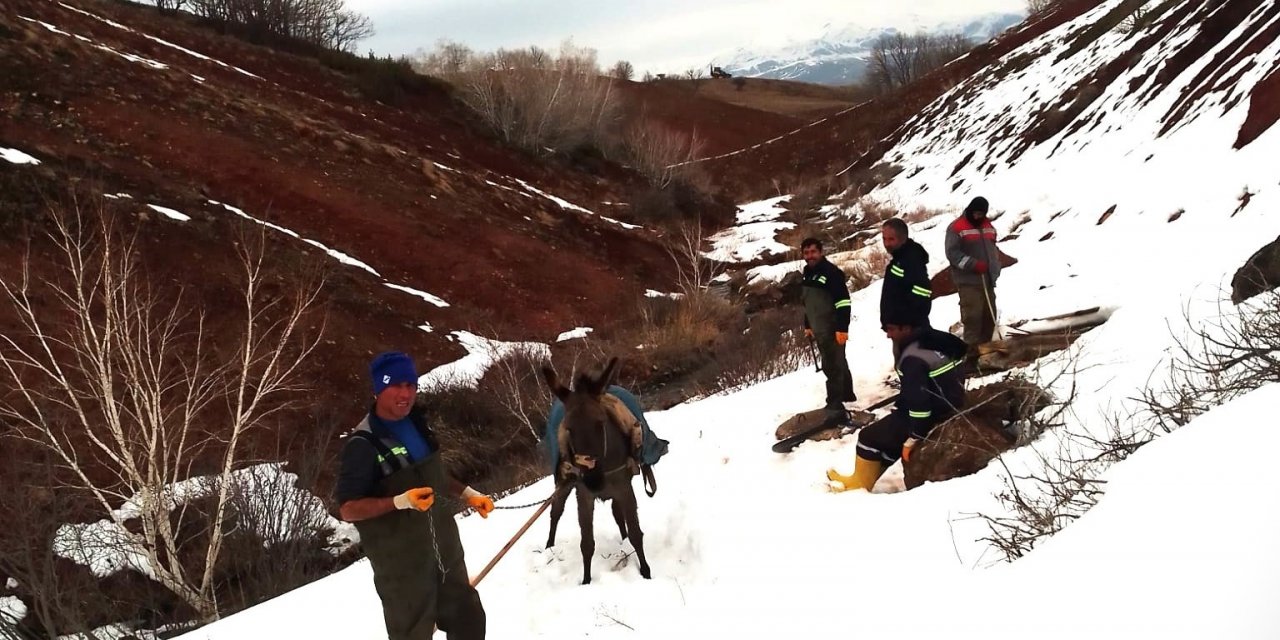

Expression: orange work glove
xmin=463 ymin=487 xmax=494 ymax=518
xmin=392 ymin=487 xmax=434 ymax=511
xmin=902 ymin=437 xmax=919 ymax=463
xmin=835 ymin=332 xmax=848 ymax=345
xmin=804 ymin=328 xmax=814 ymax=339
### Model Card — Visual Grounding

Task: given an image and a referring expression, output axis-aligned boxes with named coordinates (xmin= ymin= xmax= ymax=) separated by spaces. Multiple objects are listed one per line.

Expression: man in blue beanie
xmin=335 ymin=351 xmax=494 ymax=640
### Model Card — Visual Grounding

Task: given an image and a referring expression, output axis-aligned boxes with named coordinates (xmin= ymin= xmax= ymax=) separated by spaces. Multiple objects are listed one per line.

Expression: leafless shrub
xmin=0 ymin=202 xmax=323 ymax=622
xmin=706 ymin=309 xmax=806 ymax=395
xmin=975 ymin=289 xmax=1280 ymax=561
xmin=1026 ymin=0 xmax=1056 ymax=16
xmin=622 ymin=119 xmax=705 ymax=189
xmin=610 ymin=60 xmax=635 ymax=81
xmin=416 ymin=41 xmax=621 ymax=156
xmin=189 ymin=0 xmax=374 ymax=52
xmin=867 ymin=32 xmax=973 ymax=94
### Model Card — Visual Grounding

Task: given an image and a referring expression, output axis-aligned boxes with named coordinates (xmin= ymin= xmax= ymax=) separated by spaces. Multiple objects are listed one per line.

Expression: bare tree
xmin=151 ymin=0 xmax=188 ymax=14
xmin=1027 ymin=0 xmax=1056 ymax=15
xmin=188 ymin=0 xmax=374 ymax=51
xmin=610 ymin=60 xmax=635 ymax=81
xmin=867 ymin=31 xmax=973 ymax=94
xmin=667 ymin=219 xmax=721 ymax=300
xmin=0 ymin=204 xmax=324 ymax=622
xmin=420 ymin=39 xmax=621 ymax=155
xmin=622 ymin=119 xmax=705 ymax=188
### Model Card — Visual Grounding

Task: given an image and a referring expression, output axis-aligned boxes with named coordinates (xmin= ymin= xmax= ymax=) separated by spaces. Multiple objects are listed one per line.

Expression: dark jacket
xmin=945 ymin=213 xmax=1001 ymax=287
xmin=893 ymin=328 xmax=967 ymax=439
xmin=802 ymin=257 xmax=852 ymax=334
xmin=880 ymin=238 xmax=932 ymax=327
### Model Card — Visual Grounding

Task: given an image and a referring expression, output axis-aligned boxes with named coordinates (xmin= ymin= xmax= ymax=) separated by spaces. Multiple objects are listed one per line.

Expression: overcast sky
xmin=345 ymin=0 xmax=1027 ymax=74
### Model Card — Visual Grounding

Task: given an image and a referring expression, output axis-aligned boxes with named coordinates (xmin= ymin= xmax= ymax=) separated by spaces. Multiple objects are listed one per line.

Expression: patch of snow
xmin=644 ymin=289 xmax=685 ymax=299
xmin=190 ymin=74 xmax=205 ymax=83
xmin=55 ymin=463 xmax=352 ymax=580
xmin=0 ymin=596 xmax=26 ymax=623
xmin=734 ymin=196 xmax=791 ymax=224
xmin=97 ymin=43 xmax=168 ymax=70
xmin=1 ymin=147 xmax=41 ymax=165
xmin=418 ymin=331 xmax=550 ymax=392
xmin=146 ymin=204 xmax=191 ymax=222
xmin=59 ymin=622 xmax=161 ymax=640
xmin=22 ymin=16 xmax=172 ymax=71
xmin=512 ymin=178 xmax=642 ymax=230
xmin=555 ymin=327 xmax=593 ymax=342
xmin=746 ymin=259 xmax=803 ymax=287
xmin=704 ymin=200 xmax=797 ymax=264
xmin=56 ymin=2 xmax=132 ymax=31
xmin=417 ymin=323 xmax=434 ymax=333
xmin=56 ymin=2 xmax=262 ymax=79
xmin=704 ymin=221 xmax=794 ymax=263
xmin=210 ymin=200 xmax=381 ymax=277
xmin=384 ymin=283 xmax=450 ymax=308
xmin=433 ymin=162 xmax=460 ymax=173
xmin=4 ymin=578 xmax=16 ymax=590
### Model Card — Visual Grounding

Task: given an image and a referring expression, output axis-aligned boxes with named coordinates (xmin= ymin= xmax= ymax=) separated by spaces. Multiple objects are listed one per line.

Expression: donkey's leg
xmin=610 ymin=499 xmax=629 ymax=541
xmin=546 ymin=483 xmax=572 ymax=549
xmin=620 ymin=486 xmax=651 ymax=579
xmin=576 ymin=489 xmax=596 ymax=585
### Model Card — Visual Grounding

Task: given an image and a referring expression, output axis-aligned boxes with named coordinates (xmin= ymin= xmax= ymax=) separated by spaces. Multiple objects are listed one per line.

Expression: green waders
xmin=354 ymin=452 xmax=485 ymax=640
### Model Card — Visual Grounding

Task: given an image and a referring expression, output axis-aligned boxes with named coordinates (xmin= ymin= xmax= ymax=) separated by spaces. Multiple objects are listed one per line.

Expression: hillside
xmin=173 ymin=0 xmax=1280 ymax=637
xmin=0 ymin=0 xmax=721 ymax=454
xmin=1 ymin=0 xmax=694 ymax=353
xmin=628 ymin=77 xmax=858 ymax=120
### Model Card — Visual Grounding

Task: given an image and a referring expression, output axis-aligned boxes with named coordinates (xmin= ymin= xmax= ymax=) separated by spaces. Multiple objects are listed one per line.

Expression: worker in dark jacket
xmin=879 ymin=218 xmax=932 ymax=335
xmin=335 ymin=352 xmax=495 ymax=640
xmin=827 ymin=306 xmax=967 ymax=492
xmin=945 ymin=196 xmax=1001 ymax=353
xmin=800 ymin=237 xmax=856 ymax=419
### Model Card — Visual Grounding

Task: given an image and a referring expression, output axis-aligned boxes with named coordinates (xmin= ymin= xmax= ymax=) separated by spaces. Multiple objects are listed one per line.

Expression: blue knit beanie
xmin=370 ymin=351 xmax=418 ymax=395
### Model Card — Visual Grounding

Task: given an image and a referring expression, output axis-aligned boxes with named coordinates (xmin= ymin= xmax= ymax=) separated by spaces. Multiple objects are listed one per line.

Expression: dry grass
xmin=657 ymin=77 xmax=857 ymax=118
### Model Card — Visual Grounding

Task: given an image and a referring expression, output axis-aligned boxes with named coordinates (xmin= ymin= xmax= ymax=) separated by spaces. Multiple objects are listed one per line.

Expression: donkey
xmin=541 ymin=358 xmax=652 ymax=584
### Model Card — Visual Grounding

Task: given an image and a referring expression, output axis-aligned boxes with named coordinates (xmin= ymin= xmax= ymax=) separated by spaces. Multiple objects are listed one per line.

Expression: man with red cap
xmin=945 ymin=196 xmax=1001 ymax=363
xmin=335 ymin=351 xmax=494 ymax=639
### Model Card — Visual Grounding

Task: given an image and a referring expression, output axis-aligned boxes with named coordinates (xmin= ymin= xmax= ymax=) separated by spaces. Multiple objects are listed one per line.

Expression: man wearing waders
xmin=336 ymin=352 xmax=495 ymax=639
xmin=827 ymin=306 xmax=967 ymax=492
xmin=945 ymin=196 xmax=1001 ymax=369
xmin=800 ymin=237 xmax=856 ymax=421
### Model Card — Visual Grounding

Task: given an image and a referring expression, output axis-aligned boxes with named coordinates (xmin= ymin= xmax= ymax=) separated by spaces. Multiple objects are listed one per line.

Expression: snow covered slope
xmin=720 ymin=13 xmax=1023 ymax=85
xmin=173 ymin=1 xmax=1280 ymax=637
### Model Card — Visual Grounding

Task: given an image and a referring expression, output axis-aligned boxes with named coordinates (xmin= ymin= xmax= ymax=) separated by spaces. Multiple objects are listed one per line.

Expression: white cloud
xmin=345 ymin=0 xmax=1027 ymax=73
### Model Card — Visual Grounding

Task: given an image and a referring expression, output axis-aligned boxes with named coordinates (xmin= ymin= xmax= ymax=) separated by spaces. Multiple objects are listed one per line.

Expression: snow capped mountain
xmin=720 ymin=12 xmax=1025 ymax=85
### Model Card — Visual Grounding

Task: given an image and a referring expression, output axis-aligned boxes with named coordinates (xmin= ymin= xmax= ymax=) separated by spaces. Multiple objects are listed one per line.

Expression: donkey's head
xmin=542 ymin=357 xmax=626 ymax=491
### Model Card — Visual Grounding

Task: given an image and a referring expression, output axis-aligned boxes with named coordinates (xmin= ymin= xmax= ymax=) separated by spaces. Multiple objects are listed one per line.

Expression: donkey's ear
xmin=541 ymin=366 xmax=570 ymax=401
xmin=593 ymin=357 xmax=620 ymax=394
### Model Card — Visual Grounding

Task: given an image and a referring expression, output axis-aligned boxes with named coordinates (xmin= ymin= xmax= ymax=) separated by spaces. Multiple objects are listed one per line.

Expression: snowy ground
xmin=704 ymin=196 xmax=794 ymax=263
xmin=177 ymin=166 xmax=1280 ymax=639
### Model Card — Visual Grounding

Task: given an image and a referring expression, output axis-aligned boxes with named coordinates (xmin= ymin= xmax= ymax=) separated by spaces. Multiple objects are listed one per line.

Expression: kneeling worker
xmin=827 ymin=308 xmax=968 ymax=492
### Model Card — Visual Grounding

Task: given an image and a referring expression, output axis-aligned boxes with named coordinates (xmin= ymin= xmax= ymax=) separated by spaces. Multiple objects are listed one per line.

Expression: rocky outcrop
xmin=1232 ymin=235 xmax=1280 ymax=304
xmin=903 ymin=379 xmax=1053 ymax=490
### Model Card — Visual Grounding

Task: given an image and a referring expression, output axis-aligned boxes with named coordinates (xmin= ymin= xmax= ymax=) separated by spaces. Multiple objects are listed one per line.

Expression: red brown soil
xmin=0 ymin=0 xmax=706 ymax=493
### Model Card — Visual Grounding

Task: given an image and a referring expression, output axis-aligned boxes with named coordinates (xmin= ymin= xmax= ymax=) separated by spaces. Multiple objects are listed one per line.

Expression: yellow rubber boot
xmin=826 ymin=457 xmax=884 ymax=493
